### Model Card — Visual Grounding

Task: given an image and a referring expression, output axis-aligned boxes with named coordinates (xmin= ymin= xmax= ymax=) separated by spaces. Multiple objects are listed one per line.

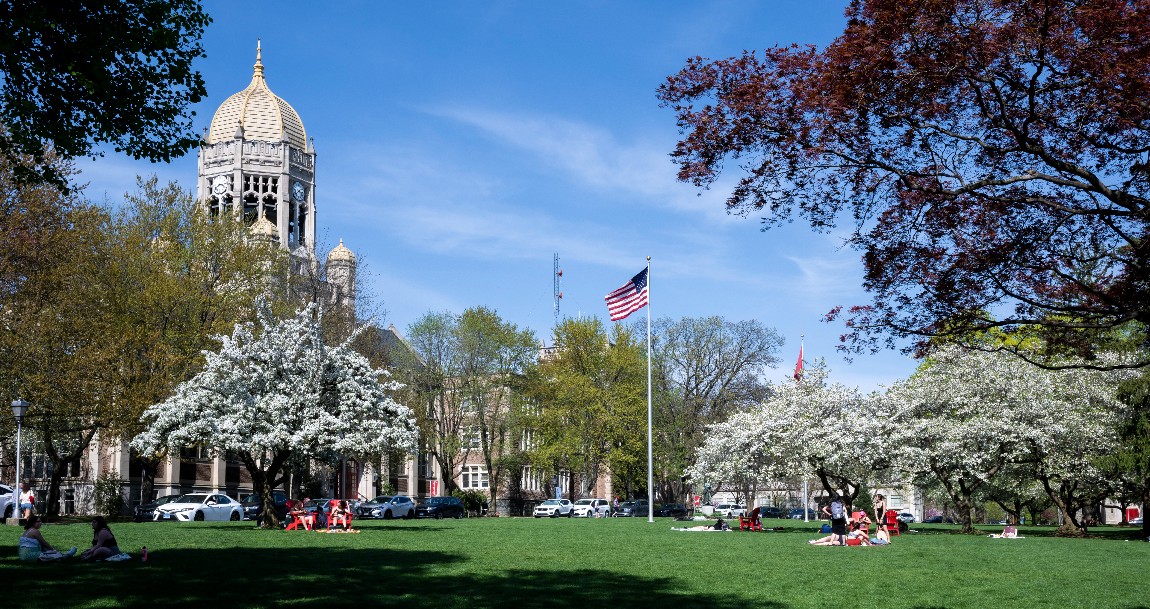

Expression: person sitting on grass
xmin=810 ymin=522 xmax=872 ymax=546
xmin=18 ymin=515 xmax=76 ymax=561
xmin=79 ymin=516 xmax=120 ymax=561
xmin=989 ymin=525 xmax=1021 ymax=539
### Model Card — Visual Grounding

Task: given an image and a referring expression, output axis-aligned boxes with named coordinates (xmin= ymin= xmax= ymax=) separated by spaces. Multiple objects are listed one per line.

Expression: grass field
xmin=3 ymin=517 xmax=1147 ymax=608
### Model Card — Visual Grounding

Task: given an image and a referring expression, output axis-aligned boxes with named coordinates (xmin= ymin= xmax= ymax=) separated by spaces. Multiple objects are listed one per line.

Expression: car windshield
xmin=426 ymin=498 xmax=447 ymax=505
xmin=574 ymin=499 xmax=594 ymax=506
xmin=541 ymin=499 xmax=562 ymax=506
xmin=370 ymin=496 xmax=392 ymax=503
xmin=176 ymin=494 xmax=208 ymax=504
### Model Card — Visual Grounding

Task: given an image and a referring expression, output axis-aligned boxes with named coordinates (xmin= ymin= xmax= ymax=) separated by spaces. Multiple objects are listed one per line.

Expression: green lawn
xmin=3 ymin=517 xmax=1147 ymax=608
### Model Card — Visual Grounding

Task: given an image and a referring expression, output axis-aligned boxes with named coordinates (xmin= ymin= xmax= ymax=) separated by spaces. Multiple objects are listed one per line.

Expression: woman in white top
xmin=18 ymin=482 xmax=34 ymax=519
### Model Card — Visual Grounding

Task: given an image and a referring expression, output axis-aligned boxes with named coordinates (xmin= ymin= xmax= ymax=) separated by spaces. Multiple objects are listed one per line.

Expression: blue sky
xmin=78 ymin=0 xmax=919 ymax=391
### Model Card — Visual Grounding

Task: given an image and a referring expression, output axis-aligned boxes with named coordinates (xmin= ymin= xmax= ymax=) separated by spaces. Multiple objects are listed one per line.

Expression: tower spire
xmin=253 ymin=39 xmax=264 ymax=80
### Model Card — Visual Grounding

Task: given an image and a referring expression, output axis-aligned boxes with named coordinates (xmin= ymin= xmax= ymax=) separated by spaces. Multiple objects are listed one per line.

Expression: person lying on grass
xmin=673 ymin=517 xmax=731 ymax=531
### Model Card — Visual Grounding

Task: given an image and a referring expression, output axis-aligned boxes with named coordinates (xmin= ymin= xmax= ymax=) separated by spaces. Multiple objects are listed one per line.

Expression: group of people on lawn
xmin=285 ymin=498 xmax=354 ymax=531
xmin=809 ymin=493 xmax=892 ymax=546
xmin=19 ymin=514 xmax=125 ymax=562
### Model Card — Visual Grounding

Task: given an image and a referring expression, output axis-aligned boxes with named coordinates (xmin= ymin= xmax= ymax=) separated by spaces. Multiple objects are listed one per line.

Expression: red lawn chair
xmin=884 ymin=509 xmax=901 ymax=537
xmin=740 ymin=507 xmax=762 ymax=531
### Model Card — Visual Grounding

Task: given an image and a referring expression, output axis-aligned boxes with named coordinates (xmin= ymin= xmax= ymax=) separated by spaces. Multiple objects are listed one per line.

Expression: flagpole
xmin=798 ymin=334 xmax=809 ymax=523
xmin=646 ymin=256 xmax=654 ymax=523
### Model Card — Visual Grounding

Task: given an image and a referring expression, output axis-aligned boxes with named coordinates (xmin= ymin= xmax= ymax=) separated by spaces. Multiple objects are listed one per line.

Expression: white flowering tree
xmin=884 ymin=346 xmax=1131 ymax=534
xmin=132 ymin=302 xmax=417 ymax=527
xmin=690 ymin=365 xmax=887 ymax=511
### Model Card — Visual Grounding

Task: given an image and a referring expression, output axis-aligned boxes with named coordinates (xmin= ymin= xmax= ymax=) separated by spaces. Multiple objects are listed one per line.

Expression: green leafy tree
xmin=0 ymin=0 xmax=210 ymax=189
xmin=399 ymin=307 xmax=536 ymax=514
xmin=526 ymin=318 xmax=646 ymax=502
xmin=646 ymin=316 xmax=781 ymax=503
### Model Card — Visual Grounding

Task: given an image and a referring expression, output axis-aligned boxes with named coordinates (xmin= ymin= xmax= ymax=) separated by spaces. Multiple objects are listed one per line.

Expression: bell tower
xmin=197 ymin=41 xmax=316 ymax=252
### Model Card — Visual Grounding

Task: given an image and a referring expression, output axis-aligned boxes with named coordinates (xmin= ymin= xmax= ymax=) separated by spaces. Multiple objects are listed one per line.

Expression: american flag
xmin=605 ymin=268 xmax=649 ymax=321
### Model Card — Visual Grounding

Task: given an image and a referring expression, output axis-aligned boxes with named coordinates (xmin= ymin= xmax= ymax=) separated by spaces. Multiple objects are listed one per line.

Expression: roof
xmin=207 ymin=41 xmax=307 ymax=149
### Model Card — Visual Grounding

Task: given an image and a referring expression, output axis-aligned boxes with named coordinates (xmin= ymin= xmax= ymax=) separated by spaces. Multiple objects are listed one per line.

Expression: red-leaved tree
xmin=658 ymin=0 xmax=1150 ymax=369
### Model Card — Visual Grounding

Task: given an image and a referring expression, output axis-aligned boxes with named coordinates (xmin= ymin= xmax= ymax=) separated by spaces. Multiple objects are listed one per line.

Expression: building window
xmin=522 ymin=466 xmax=541 ymax=492
xmin=460 ymin=465 xmax=489 ymax=489
xmin=519 ymin=429 xmax=537 ymax=451
xmin=462 ymin=426 xmax=481 ymax=449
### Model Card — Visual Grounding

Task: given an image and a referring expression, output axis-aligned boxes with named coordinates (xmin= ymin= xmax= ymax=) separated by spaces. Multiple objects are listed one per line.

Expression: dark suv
xmin=414 ymin=496 xmax=465 ymax=519
xmin=241 ymin=491 xmax=289 ymax=522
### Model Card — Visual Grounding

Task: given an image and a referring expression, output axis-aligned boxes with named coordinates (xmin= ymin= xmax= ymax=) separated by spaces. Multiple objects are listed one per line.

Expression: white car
xmin=897 ymin=511 xmax=916 ymax=523
xmin=714 ymin=503 xmax=746 ymax=518
xmin=0 ymin=483 xmax=14 ymax=519
xmin=572 ymin=498 xmax=609 ymax=517
xmin=533 ymin=499 xmax=574 ymax=518
xmin=154 ymin=493 xmax=244 ymax=522
xmin=370 ymin=495 xmax=416 ymax=519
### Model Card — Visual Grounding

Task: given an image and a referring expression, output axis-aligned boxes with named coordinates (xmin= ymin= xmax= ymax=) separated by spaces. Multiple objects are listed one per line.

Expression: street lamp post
xmin=10 ymin=398 xmax=29 ymax=522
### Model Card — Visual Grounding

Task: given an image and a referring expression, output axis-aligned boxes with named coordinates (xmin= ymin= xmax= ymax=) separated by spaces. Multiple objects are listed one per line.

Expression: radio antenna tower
xmin=553 ymin=253 xmax=563 ymax=325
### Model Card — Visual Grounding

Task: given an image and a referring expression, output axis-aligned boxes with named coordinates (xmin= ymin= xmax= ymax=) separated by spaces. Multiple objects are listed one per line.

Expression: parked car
xmin=618 ymin=499 xmax=650 ymax=517
xmin=654 ymin=503 xmax=689 ymax=518
xmin=0 ymin=483 xmax=15 ymax=519
xmin=1130 ymin=516 xmax=1143 ymax=525
xmin=572 ymin=498 xmax=610 ymax=517
xmin=154 ymin=493 xmax=244 ymax=522
xmin=923 ymin=515 xmax=954 ymax=524
xmin=759 ymin=506 xmax=785 ymax=519
xmin=370 ymin=495 xmax=416 ymax=520
xmin=414 ymin=496 xmax=465 ymax=519
xmin=134 ymin=494 xmax=183 ymax=522
xmin=356 ymin=496 xmax=392 ymax=518
xmin=533 ymin=499 xmax=574 ymax=518
xmin=714 ymin=503 xmax=745 ymax=518
xmin=788 ymin=508 xmax=820 ymax=520
xmin=240 ymin=491 xmax=289 ymax=523
xmin=897 ymin=512 xmax=916 ymax=523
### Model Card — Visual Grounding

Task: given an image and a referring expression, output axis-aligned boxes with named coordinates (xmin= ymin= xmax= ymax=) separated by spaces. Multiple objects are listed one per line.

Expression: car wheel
xmin=194 ymin=511 xmax=204 ymax=521
xmin=2 ymin=505 xmax=11 ymax=519
xmin=230 ymin=511 xmax=240 ymax=521
xmin=383 ymin=510 xmax=393 ymax=520
xmin=434 ymin=512 xmax=442 ymax=519
xmin=405 ymin=510 xmax=414 ymax=520
xmin=567 ymin=510 xmax=573 ymax=518
xmin=454 ymin=511 xmax=462 ymax=519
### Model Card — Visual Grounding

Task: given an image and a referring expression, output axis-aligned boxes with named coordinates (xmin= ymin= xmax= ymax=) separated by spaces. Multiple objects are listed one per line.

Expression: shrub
xmin=93 ymin=471 xmax=126 ymax=516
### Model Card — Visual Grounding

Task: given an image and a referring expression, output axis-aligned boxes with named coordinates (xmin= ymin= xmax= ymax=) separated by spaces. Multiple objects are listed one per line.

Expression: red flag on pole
xmin=793 ymin=344 xmax=803 ymax=381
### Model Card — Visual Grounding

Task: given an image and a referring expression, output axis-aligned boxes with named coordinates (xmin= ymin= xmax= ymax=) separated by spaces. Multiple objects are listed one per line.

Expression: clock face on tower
xmin=211 ymin=175 xmax=229 ymax=195
xmin=291 ymin=180 xmax=306 ymax=202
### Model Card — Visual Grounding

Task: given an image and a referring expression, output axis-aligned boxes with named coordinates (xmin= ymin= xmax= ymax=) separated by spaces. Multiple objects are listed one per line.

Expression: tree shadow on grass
xmin=2 ymin=547 xmax=785 ymax=609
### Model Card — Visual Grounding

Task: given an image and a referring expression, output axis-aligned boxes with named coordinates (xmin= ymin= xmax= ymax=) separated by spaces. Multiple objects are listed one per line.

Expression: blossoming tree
xmin=132 ymin=303 xmax=416 ymax=527
xmin=691 ymin=365 xmax=887 ymax=512
xmin=884 ymin=346 xmax=1131 ymax=534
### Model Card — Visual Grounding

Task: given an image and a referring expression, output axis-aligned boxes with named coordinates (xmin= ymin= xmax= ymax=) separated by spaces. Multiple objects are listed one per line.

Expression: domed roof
xmin=207 ymin=42 xmax=307 ymax=149
xmin=327 ymin=239 xmax=355 ymax=263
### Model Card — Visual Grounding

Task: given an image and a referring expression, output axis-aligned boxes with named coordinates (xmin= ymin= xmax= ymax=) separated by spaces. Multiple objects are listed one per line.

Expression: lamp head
xmin=10 ymin=397 xmax=29 ymax=422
